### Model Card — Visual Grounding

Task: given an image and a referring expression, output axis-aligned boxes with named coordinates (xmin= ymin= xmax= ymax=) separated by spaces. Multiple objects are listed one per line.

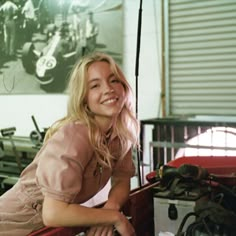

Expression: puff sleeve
xmin=35 ymin=123 xmax=92 ymax=203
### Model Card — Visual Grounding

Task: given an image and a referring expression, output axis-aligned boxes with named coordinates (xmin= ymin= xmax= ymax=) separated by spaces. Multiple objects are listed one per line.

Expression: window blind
xmin=165 ymin=0 xmax=236 ymax=116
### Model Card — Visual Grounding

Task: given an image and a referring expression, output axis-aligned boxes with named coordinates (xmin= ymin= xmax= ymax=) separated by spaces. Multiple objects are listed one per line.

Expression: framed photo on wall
xmin=0 ymin=0 xmax=123 ymax=94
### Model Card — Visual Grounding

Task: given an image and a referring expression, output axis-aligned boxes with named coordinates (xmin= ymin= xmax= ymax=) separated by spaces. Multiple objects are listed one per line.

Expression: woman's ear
xmin=85 ymin=104 xmax=94 ymax=116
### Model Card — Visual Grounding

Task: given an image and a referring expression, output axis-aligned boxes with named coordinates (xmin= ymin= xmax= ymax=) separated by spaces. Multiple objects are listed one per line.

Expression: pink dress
xmin=0 ymin=122 xmax=135 ymax=235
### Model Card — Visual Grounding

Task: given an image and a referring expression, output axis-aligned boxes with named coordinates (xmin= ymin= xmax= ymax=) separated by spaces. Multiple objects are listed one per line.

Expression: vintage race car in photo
xmin=21 ymin=22 xmax=83 ymax=90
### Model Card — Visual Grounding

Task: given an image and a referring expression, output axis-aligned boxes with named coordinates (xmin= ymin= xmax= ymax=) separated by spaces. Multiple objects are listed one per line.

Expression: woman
xmin=0 ymin=52 xmax=139 ymax=236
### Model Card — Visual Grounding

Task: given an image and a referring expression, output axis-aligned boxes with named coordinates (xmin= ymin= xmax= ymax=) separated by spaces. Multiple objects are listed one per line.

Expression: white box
xmin=154 ymin=197 xmax=201 ymax=236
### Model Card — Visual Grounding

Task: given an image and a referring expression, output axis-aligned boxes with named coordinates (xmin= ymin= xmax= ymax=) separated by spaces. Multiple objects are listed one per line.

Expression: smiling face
xmin=86 ymin=61 xmax=126 ymax=130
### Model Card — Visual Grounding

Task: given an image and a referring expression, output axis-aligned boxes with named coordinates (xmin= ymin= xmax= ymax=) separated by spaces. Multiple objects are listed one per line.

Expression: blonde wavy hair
xmin=44 ymin=52 xmax=140 ymax=167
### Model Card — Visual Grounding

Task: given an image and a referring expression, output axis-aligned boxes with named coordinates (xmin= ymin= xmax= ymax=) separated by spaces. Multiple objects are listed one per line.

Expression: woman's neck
xmin=95 ymin=117 xmax=116 ymax=134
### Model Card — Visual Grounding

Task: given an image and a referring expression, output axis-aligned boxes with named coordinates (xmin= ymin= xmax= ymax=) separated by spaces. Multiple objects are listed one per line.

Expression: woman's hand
xmin=86 ymin=212 xmax=135 ymax=236
xmin=113 ymin=213 xmax=136 ymax=236
xmin=86 ymin=225 xmax=114 ymax=236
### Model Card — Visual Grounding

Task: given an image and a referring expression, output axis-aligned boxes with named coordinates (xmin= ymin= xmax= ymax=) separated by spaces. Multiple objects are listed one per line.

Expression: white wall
xmin=0 ymin=95 xmax=67 ymax=136
xmin=124 ymin=0 xmax=162 ymax=121
xmin=0 ymin=0 xmax=162 ymax=136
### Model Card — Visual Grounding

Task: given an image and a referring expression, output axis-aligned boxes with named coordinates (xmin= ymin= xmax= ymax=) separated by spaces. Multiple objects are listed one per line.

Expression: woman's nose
xmin=104 ymin=83 xmax=114 ymax=94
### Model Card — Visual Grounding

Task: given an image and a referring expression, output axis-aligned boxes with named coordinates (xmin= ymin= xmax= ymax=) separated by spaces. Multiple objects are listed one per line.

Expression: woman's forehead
xmin=87 ymin=61 xmax=113 ymax=77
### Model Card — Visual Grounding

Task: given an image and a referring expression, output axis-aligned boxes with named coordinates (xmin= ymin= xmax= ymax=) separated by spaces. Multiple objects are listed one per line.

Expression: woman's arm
xmin=85 ymin=175 xmax=133 ymax=235
xmin=104 ymin=148 xmax=135 ymax=211
xmin=42 ymin=196 xmax=135 ymax=235
xmin=104 ymin=175 xmax=131 ymax=210
xmin=86 ymin=173 xmax=133 ymax=235
xmin=42 ymin=197 xmax=119 ymax=227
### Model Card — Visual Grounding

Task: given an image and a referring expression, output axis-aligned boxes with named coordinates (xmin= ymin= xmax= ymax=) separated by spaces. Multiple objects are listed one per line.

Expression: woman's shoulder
xmin=44 ymin=121 xmax=93 ymax=160
xmin=36 ymin=121 xmax=93 ymax=168
xmin=52 ymin=121 xmax=90 ymax=146
xmin=60 ymin=121 xmax=88 ymax=134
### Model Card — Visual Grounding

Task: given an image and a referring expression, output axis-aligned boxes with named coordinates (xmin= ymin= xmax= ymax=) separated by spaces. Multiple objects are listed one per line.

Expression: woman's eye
xmin=90 ymin=83 xmax=99 ymax=89
xmin=111 ymin=78 xmax=120 ymax=83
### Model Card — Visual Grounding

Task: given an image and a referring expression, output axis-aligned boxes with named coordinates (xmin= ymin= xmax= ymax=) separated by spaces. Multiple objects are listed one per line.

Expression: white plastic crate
xmin=154 ymin=197 xmax=203 ymax=235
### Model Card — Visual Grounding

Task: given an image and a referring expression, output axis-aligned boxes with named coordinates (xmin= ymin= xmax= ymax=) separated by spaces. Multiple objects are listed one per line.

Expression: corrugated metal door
xmin=164 ymin=0 xmax=236 ymax=116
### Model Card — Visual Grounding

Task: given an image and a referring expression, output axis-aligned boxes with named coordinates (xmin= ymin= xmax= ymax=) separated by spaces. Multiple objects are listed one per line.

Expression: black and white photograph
xmin=0 ymin=0 xmax=123 ymax=94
